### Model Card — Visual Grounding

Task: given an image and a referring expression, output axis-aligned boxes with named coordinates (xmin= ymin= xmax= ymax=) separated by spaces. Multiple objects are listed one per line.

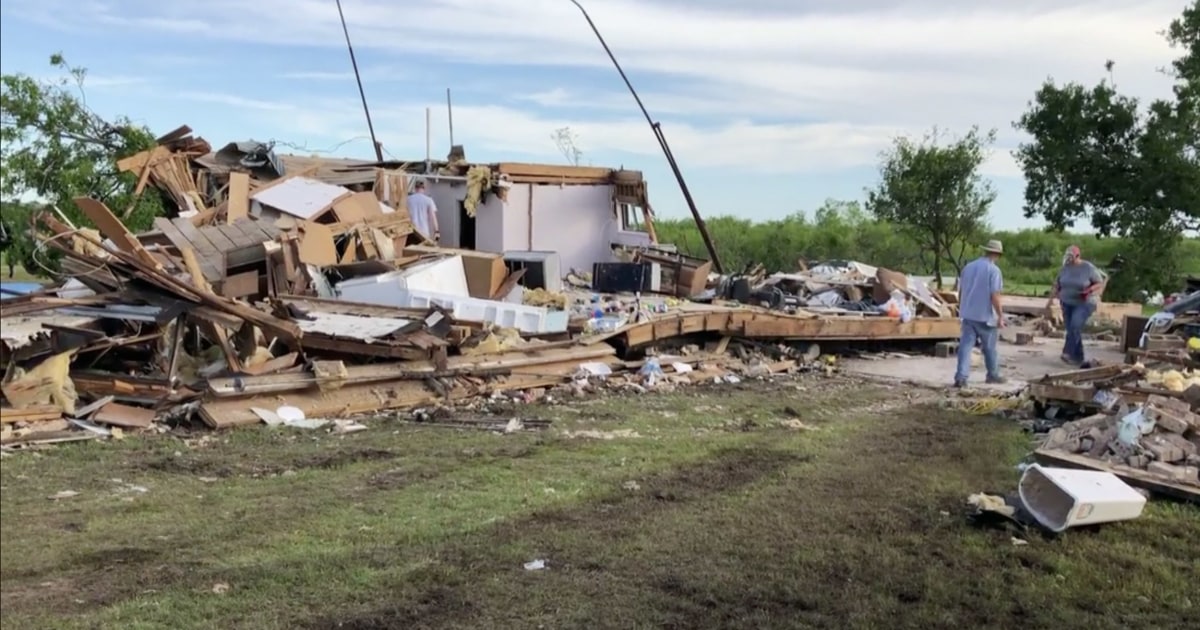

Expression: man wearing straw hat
xmin=954 ymin=239 xmax=1008 ymax=387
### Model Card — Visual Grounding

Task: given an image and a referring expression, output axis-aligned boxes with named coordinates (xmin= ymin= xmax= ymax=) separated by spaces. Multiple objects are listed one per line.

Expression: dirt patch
xmin=0 ymin=545 xmax=210 ymax=614
xmin=366 ymin=466 xmax=443 ymax=490
xmin=139 ymin=447 xmax=399 ymax=478
xmin=304 ymin=446 xmax=809 ymax=629
xmin=296 ymin=448 xmax=394 ymax=470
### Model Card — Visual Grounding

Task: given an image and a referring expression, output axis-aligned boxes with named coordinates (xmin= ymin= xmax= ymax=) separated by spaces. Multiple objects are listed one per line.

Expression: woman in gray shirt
xmin=1045 ymin=245 xmax=1106 ymax=365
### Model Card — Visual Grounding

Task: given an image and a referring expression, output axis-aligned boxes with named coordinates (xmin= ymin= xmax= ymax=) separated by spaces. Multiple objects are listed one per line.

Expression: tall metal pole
xmin=447 ymin=88 xmax=455 ymax=147
xmin=335 ymin=0 xmax=384 ymax=161
xmin=567 ymin=0 xmax=723 ymax=272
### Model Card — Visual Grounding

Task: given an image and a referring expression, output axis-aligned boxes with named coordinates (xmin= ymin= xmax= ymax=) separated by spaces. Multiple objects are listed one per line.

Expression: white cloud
xmin=81 ymin=75 xmax=147 ymax=88
xmin=1 ymin=0 xmax=1189 ymax=188
xmin=29 ymin=73 xmax=147 ymax=89
xmin=179 ymin=92 xmax=296 ymax=113
xmin=278 ymin=71 xmax=356 ymax=81
xmin=276 ymin=66 xmax=409 ymax=82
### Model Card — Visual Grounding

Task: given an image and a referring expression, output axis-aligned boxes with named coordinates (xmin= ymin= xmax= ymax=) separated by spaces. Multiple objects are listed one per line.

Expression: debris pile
xmin=1028 ymin=361 xmax=1200 ymax=500
xmin=1 ymin=125 xmax=963 ymax=447
xmin=712 ymin=259 xmax=954 ymax=319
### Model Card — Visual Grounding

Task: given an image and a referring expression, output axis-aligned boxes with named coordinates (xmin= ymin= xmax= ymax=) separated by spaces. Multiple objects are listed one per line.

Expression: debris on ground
xmin=0 ymin=125 xmax=984 ymax=449
xmin=967 ymin=463 xmax=1149 ymax=536
xmin=1021 ymin=360 xmax=1200 ymax=502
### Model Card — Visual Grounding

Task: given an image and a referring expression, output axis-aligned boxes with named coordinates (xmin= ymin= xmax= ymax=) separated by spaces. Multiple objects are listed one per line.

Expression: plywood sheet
xmin=251 ymin=176 xmax=350 ymax=220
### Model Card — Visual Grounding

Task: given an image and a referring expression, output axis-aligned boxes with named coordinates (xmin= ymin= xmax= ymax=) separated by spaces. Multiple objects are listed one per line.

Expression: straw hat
xmin=981 ymin=239 xmax=1004 ymax=255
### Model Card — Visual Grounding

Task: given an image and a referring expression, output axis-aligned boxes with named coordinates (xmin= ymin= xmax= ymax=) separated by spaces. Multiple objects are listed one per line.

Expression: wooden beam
xmin=199 ymin=348 xmax=618 ymax=428
xmin=615 ymin=310 xmax=961 ymax=348
xmin=73 ymin=197 xmax=160 ymax=268
xmin=206 ymin=344 xmax=615 ymax=398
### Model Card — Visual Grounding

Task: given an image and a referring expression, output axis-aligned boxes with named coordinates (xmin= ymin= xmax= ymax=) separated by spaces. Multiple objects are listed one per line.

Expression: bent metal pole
xmin=566 ymin=0 xmax=723 ymax=273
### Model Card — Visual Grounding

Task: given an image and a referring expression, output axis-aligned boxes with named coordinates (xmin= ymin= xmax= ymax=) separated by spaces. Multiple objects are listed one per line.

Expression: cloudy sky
xmin=0 ymin=0 xmax=1187 ymax=230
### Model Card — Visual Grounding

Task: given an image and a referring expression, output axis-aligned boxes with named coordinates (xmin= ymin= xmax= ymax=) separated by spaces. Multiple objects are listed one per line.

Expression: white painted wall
xmin=416 ymin=180 xmax=654 ymax=274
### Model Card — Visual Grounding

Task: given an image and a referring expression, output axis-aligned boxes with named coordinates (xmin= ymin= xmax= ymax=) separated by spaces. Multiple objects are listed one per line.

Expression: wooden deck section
xmin=592 ymin=307 xmax=961 ymax=348
xmin=150 ymin=217 xmax=281 ymax=284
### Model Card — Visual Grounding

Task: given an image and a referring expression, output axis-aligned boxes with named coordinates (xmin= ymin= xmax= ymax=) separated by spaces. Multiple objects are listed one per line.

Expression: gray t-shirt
xmin=1056 ymin=261 xmax=1104 ymax=305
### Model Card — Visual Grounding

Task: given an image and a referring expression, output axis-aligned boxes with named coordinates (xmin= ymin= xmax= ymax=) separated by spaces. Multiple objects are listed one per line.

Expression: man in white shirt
xmin=407 ymin=180 xmax=440 ymax=243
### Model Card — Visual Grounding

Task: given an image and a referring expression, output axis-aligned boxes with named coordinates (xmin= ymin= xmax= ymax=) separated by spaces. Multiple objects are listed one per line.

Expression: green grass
xmin=0 ymin=252 xmax=47 ymax=283
xmin=1 ymin=378 xmax=1197 ymax=629
xmin=1008 ymin=282 xmax=1053 ymax=297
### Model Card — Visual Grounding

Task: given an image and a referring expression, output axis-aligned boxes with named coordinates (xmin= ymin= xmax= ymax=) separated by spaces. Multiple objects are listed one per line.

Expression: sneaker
xmin=986 ymin=376 xmax=1008 ymax=385
xmin=953 ymin=380 xmax=967 ymax=388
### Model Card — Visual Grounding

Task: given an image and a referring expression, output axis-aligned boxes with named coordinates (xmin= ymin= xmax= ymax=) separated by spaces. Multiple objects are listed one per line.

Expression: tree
xmin=864 ymin=127 xmax=996 ymax=288
xmin=1013 ymin=1 xmax=1199 ymax=296
xmin=550 ymin=126 xmax=583 ymax=166
xmin=1 ymin=54 xmax=164 ymax=252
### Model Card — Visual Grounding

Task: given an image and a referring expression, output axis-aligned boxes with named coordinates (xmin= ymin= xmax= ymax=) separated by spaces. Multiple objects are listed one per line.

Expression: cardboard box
xmin=403 ymin=245 xmax=506 ymax=299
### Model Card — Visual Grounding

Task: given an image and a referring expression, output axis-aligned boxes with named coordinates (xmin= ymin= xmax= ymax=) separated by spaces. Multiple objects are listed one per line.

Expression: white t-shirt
xmin=407 ymin=192 xmax=438 ymax=239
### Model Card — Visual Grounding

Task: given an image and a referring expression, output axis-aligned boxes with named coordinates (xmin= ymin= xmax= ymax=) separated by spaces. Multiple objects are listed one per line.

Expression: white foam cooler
xmin=1018 ymin=464 xmax=1147 ymax=532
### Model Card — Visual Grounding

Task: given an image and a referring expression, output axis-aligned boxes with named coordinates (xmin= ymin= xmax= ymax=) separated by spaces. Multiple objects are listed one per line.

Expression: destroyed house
xmin=194 ymin=146 xmax=657 ymax=275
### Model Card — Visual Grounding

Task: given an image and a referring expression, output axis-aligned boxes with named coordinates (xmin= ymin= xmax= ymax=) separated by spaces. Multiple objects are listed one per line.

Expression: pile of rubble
xmin=715 ymin=260 xmax=954 ymax=318
xmin=1041 ymin=396 xmax=1199 ymax=482
xmin=0 ymin=126 xmax=955 ymax=448
xmin=1030 ymin=361 xmax=1200 ymax=499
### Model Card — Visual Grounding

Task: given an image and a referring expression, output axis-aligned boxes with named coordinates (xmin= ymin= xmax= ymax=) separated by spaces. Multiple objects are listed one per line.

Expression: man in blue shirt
xmin=955 ymin=240 xmax=1007 ymax=387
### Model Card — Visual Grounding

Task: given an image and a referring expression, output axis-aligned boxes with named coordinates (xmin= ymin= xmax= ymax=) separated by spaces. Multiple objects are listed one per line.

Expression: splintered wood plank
xmin=91 ymin=402 xmax=156 ymax=429
xmin=207 ymin=345 xmax=613 ymax=398
xmin=199 ymin=353 xmax=616 ymax=428
xmin=73 ymin=197 xmax=159 ymax=267
xmin=227 ymin=172 xmax=251 ymax=223
xmin=0 ymin=405 xmax=64 ymax=424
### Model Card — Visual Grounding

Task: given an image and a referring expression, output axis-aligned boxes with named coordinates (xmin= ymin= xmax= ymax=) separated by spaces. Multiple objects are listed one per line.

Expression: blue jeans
xmin=1061 ymin=302 xmax=1095 ymax=363
xmin=955 ymin=319 xmax=1000 ymax=383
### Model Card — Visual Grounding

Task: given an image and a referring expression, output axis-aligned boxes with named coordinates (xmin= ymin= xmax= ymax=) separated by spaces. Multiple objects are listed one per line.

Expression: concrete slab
xmin=842 ymin=334 xmax=1126 ymax=393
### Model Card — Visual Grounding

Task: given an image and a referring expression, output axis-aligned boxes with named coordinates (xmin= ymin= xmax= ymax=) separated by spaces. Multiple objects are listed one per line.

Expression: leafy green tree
xmin=1 ymin=53 xmax=165 ymax=270
xmin=653 ymin=209 xmax=1200 ymax=293
xmin=864 ymin=126 xmax=996 ymax=288
xmin=1013 ymin=1 xmax=1199 ymax=297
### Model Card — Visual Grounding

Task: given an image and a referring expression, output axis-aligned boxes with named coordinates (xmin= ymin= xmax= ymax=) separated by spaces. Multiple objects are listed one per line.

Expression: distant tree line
xmin=654 ymin=203 xmax=1200 ymax=300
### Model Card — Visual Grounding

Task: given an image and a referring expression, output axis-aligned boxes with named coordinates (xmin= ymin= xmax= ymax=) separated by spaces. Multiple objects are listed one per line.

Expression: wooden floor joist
xmin=599 ymin=309 xmax=961 ymax=348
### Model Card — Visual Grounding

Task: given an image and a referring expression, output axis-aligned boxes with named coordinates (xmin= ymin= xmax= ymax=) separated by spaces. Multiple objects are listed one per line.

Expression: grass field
xmin=0 ymin=253 xmax=45 ymax=283
xmin=1 ymin=376 xmax=1196 ymax=630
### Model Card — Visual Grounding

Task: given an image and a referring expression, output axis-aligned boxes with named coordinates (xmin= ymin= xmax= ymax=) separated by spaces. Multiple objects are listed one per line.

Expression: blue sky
xmin=0 ymin=0 xmax=1187 ymax=230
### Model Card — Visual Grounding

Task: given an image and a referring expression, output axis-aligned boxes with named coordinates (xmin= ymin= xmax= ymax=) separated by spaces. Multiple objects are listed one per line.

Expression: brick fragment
xmin=1148 ymin=407 xmax=1192 ymax=434
xmin=1143 ymin=437 xmax=1185 ymax=463
xmin=1147 ymin=462 xmax=1197 ymax=483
